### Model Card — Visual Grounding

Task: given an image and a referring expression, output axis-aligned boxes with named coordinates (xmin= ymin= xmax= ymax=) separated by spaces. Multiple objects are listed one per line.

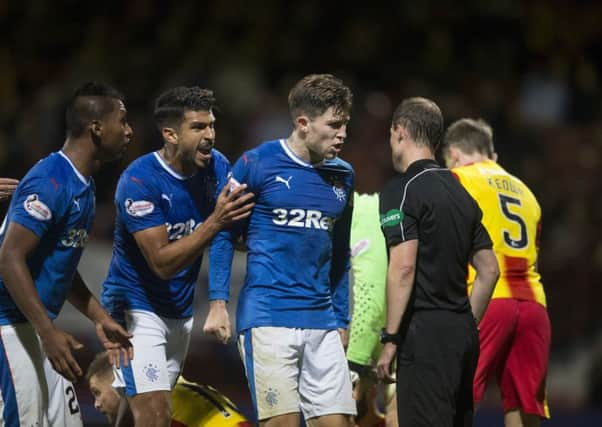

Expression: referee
xmin=376 ymin=97 xmax=500 ymax=427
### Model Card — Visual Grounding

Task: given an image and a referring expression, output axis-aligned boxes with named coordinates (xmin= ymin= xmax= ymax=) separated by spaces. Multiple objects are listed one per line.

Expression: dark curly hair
xmin=153 ymin=86 xmax=216 ymax=129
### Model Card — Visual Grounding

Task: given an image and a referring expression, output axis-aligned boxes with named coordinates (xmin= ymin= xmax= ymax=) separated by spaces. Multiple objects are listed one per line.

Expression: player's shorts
xmin=238 ymin=327 xmax=356 ymax=421
xmin=112 ymin=310 xmax=192 ymax=396
xmin=0 ymin=322 xmax=83 ymax=427
xmin=396 ymin=310 xmax=479 ymax=427
xmin=474 ymin=299 xmax=551 ymax=418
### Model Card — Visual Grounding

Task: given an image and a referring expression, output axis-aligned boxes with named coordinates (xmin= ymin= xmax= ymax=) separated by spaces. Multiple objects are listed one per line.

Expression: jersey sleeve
xmin=472 ymin=205 xmax=493 ymax=252
xmin=208 ymin=155 xmax=235 ymax=301
xmin=115 ymin=172 xmax=166 ymax=234
xmin=231 ymin=150 xmax=261 ymax=193
xmin=330 ymin=182 xmax=354 ymax=329
xmin=379 ymin=178 xmax=419 ymax=247
xmin=9 ymin=175 xmax=69 ymax=238
xmin=208 ymin=151 xmax=259 ymax=301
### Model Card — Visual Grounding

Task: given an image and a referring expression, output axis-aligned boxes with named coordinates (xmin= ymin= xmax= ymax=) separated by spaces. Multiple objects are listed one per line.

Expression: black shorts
xmin=395 ymin=310 xmax=479 ymax=427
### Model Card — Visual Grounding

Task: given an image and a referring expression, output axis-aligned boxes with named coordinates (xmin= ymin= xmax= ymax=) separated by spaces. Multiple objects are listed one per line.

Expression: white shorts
xmin=113 ymin=310 xmax=192 ymax=396
xmin=0 ymin=323 xmax=82 ymax=427
xmin=238 ymin=327 xmax=356 ymax=420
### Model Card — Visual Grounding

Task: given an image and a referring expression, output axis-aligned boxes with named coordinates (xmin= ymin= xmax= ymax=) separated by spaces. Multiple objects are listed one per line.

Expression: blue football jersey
xmin=101 ymin=150 xmax=231 ymax=319
xmin=210 ymin=139 xmax=354 ymax=332
xmin=0 ymin=151 xmax=95 ymax=325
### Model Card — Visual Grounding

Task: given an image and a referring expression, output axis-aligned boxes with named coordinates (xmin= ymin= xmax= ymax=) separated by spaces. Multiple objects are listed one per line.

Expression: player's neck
xmin=399 ymin=147 xmax=435 ymax=173
xmin=286 ymin=134 xmax=322 ymax=165
xmin=158 ymin=147 xmax=197 ymax=177
xmin=457 ymin=152 xmax=489 ymax=167
xmin=61 ymin=138 xmax=96 ymax=177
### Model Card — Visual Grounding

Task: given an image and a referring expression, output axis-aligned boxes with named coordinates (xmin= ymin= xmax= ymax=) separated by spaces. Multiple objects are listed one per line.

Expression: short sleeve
xmin=472 ymin=206 xmax=493 ymax=252
xmin=9 ymin=176 xmax=69 ymax=238
xmin=115 ymin=172 xmax=166 ymax=234
xmin=379 ymin=178 xmax=419 ymax=247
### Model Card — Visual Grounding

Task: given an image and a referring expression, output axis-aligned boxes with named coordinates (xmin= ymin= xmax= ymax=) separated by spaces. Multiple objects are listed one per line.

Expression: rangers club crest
xmin=143 ymin=363 xmax=160 ymax=382
xmin=329 ymin=176 xmax=347 ymax=202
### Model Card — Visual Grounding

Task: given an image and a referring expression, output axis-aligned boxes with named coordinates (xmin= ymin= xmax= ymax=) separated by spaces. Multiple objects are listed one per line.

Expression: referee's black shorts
xmin=395 ymin=309 xmax=479 ymax=427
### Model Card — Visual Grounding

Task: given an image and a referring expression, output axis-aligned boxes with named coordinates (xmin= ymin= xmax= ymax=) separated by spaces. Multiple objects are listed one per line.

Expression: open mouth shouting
xmin=196 ymin=142 xmax=213 ymax=162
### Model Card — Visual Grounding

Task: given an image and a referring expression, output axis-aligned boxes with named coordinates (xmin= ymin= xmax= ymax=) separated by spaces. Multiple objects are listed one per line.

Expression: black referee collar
xmin=406 ymin=158 xmax=440 ymax=175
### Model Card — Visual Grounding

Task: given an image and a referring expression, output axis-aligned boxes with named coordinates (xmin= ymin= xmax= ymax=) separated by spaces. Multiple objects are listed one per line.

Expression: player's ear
xmin=295 ymin=116 xmax=310 ymax=134
xmin=491 ymin=151 xmax=498 ymax=162
xmin=90 ymin=120 xmax=102 ymax=146
xmin=90 ymin=120 xmax=102 ymax=137
xmin=161 ymin=127 xmax=178 ymax=145
xmin=391 ymin=124 xmax=404 ymax=143
xmin=450 ymin=146 xmax=463 ymax=167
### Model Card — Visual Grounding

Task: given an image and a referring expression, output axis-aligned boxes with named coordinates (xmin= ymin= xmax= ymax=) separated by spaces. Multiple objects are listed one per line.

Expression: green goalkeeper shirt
xmin=347 ymin=193 xmax=388 ymax=366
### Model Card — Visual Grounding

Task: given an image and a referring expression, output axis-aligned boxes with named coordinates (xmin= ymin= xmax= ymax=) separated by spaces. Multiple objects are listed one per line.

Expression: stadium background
xmin=1 ymin=1 xmax=602 ymax=425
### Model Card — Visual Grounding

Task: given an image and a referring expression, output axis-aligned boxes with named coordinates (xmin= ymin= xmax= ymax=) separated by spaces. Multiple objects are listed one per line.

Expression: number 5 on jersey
xmin=498 ymin=194 xmax=528 ymax=249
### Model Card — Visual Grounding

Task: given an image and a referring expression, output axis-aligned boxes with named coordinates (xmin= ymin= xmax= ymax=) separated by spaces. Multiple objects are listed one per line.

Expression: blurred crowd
xmin=1 ymin=0 xmax=602 ymax=413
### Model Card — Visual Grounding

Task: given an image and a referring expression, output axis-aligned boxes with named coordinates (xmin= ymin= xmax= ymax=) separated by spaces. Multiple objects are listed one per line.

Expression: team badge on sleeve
xmin=23 ymin=194 xmax=52 ymax=221
xmin=125 ymin=199 xmax=155 ymax=217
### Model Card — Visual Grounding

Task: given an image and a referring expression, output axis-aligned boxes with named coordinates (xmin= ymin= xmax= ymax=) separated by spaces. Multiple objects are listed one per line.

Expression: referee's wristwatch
xmin=379 ymin=328 xmax=400 ymax=345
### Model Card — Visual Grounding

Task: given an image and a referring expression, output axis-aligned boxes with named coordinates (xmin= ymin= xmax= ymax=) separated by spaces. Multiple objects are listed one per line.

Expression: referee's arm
xmin=377 ymin=239 xmax=417 ymax=383
xmin=384 ymin=240 xmax=417 ymax=336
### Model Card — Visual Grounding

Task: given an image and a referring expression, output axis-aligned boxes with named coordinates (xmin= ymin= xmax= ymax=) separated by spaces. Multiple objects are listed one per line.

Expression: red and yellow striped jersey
xmin=452 ymin=160 xmax=546 ymax=307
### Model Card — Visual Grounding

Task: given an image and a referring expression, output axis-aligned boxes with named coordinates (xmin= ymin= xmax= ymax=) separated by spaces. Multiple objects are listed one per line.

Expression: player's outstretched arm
xmin=0 ymin=221 xmax=84 ymax=381
xmin=67 ymin=271 xmax=133 ymax=367
xmin=0 ymin=177 xmax=19 ymax=201
xmin=469 ymin=248 xmax=499 ymax=323
xmin=133 ymin=184 xmax=255 ymax=280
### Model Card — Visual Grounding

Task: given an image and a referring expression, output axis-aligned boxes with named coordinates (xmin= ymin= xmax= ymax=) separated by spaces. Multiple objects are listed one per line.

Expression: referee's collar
xmin=406 ymin=158 xmax=440 ymax=175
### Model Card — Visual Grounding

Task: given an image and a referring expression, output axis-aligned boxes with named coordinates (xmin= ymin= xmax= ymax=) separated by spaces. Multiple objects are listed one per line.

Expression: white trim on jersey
xmin=399 ymin=168 xmax=446 ymax=241
xmin=58 ymin=151 xmax=89 ymax=185
xmin=279 ymin=139 xmax=312 ymax=168
xmin=153 ymin=151 xmax=188 ymax=180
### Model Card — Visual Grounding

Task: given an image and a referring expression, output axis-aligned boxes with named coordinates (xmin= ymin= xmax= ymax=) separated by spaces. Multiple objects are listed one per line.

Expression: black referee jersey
xmin=379 ymin=159 xmax=492 ymax=313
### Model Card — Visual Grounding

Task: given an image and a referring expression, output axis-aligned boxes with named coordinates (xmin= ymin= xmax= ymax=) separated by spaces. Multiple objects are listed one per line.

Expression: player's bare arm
xmin=0 ymin=177 xmax=19 ymax=201
xmin=133 ymin=183 xmax=254 ymax=280
xmin=67 ymin=271 xmax=133 ymax=367
xmin=469 ymin=247 xmax=499 ymax=323
xmin=0 ymin=221 xmax=84 ymax=381
xmin=376 ymin=239 xmax=418 ymax=384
